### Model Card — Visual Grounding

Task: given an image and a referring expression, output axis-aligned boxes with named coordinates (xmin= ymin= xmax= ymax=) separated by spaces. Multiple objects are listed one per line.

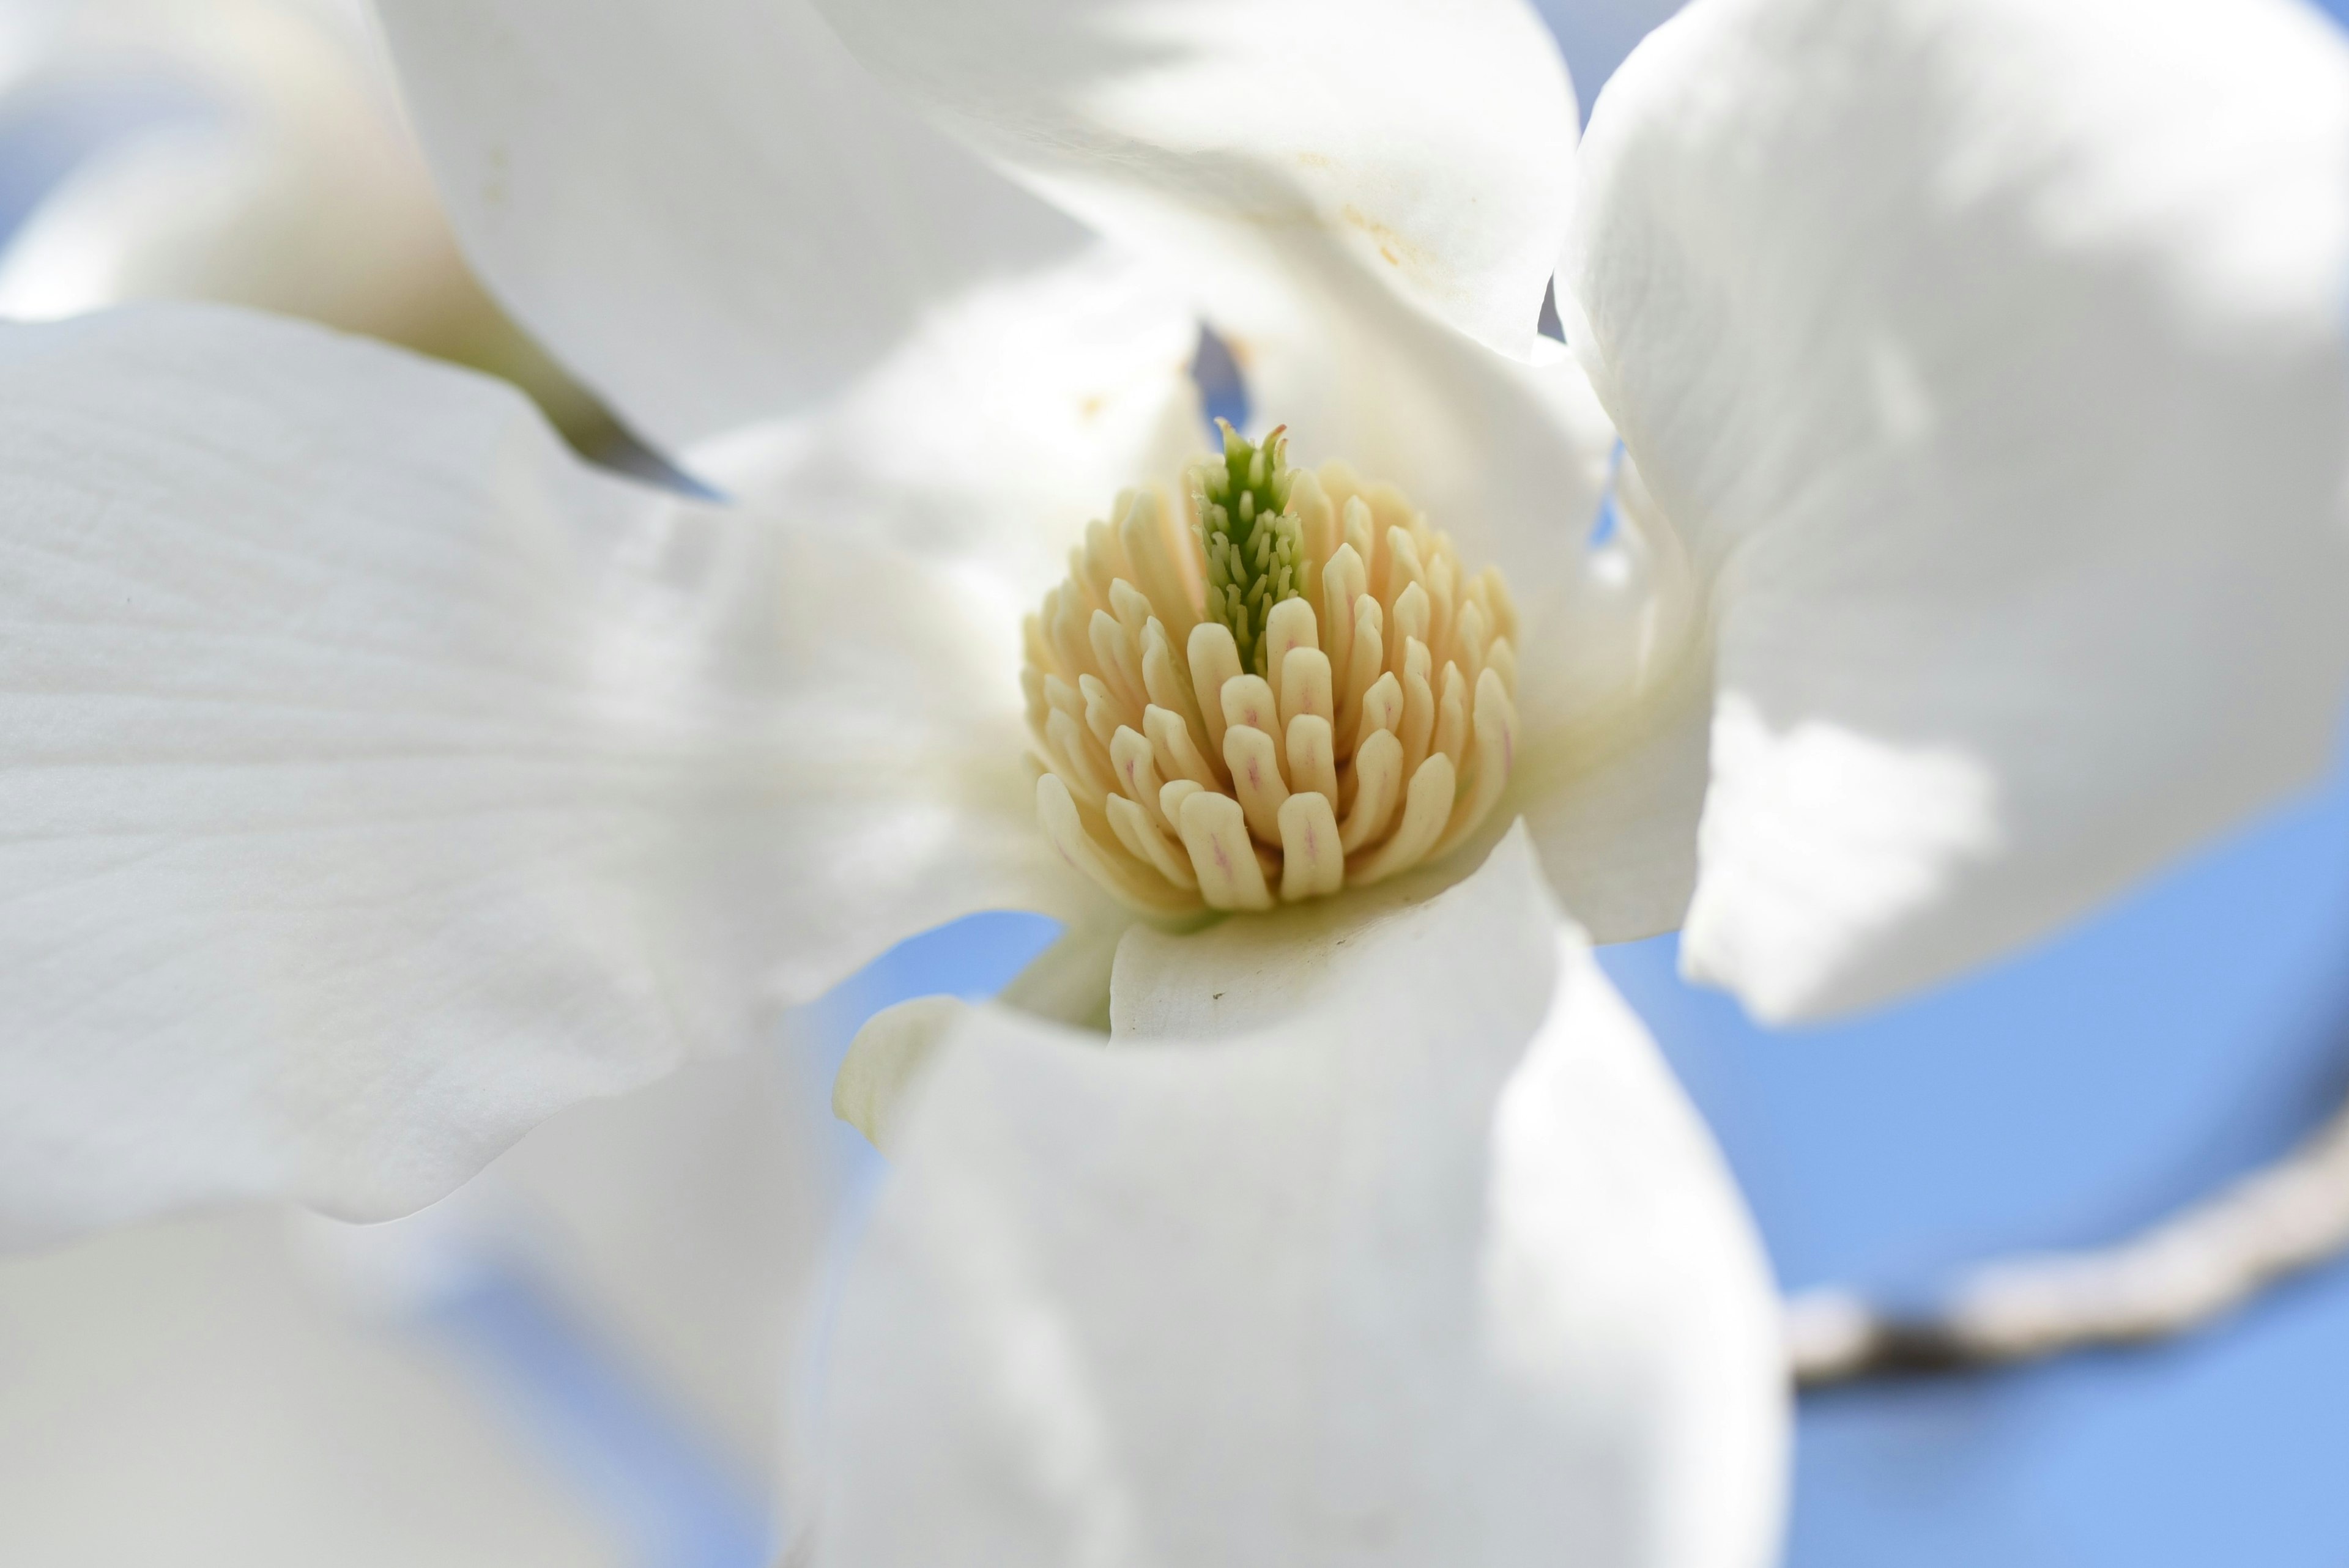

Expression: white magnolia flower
xmin=2 ymin=0 xmax=2344 ymax=1561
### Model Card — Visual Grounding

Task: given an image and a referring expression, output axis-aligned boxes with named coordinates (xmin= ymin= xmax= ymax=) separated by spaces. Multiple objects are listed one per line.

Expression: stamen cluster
xmin=1022 ymin=424 xmax=1520 ymax=915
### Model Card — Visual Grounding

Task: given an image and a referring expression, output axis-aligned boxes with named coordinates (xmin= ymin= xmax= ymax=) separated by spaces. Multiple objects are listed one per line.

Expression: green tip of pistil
xmin=1192 ymin=423 xmax=1301 ymax=678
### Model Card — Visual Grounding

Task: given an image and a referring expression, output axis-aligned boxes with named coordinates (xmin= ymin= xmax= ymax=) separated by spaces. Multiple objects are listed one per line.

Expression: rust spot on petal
xmin=1340 ymin=203 xmax=1427 ymax=278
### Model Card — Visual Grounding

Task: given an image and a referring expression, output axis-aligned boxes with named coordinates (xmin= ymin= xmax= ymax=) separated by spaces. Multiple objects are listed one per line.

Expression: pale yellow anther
xmin=1340 ymin=596 xmax=1384 ymax=747
xmin=1400 ymin=639 xmax=1436 ymax=778
xmin=1187 ymin=621 xmax=1242 ymax=760
xmin=1387 ymin=527 xmax=1425 ymax=602
xmin=1263 ymin=599 xmax=1318 ymax=697
xmin=1351 ymin=753 xmax=1456 ymax=887
xmin=1145 ymin=703 xmax=1220 ymax=788
xmin=1281 ymin=646 xmax=1333 ymax=730
xmin=1286 ymin=714 xmax=1339 ymax=804
xmin=1278 ymin=791 xmax=1344 ymax=901
xmin=1110 ymin=578 xmax=1155 ymax=643
xmin=1321 ymin=557 xmax=1363 ymax=707
xmin=1180 ymin=788 xmax=1272 ymax=911
xmin=1390 ymin=581 xmax=1430 ymax=673
xmin=1078 ymin=673 xmax=1124 ymax=750
xmin=1024 ymin=450 xmax=1522 ymax=916
xmin=1161 ymin=776 xmax=1204 ymax=825
xmin=1139 ymin=622 xmax=1203 ymax=736
xmin=1046 ymin=708 xmax=1110 ymax=805
xmin=1038 ymin=774 xmax=1195 ymax=915
xmin=1107 ymin=792 xmax=1198 ymax=890
xmin=1360 ymin=670 xmax=1403 ymax=739
xmin=1426 ymin=550 xmax=1457 ymax=656
xmin=1116 ymin=487 xmax=1198 ymax=642
xmin=1434 ymin=664 xmax=1469 ymax=770
xmin=1110 ymin=726 xmax=1168 ymax=829
xmin=1435 ymin=667 xmax=1520 ymax=859
xmin=1089 ymin=608 xmax=1146 ymax=714
xmin=1340 ymin=728 xmax=1403 ymax=852
xmin=1342 ymin=496 xmax=1376 ymax=566
xmin=1220 ymin=673 xmax=1280 ymax=747
xmin=1223 ymin=724 xmax=1290 ymax=843
xmin=1043 ymin=672 xmax=1083 ymax=724
xmin=1455 ymin=599 xmax=1490 ymax=688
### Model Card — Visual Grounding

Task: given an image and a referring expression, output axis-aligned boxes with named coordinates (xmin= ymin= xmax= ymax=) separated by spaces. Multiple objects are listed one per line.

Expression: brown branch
xmin=1789 ymin=1092 xmax=2349 ymax=1388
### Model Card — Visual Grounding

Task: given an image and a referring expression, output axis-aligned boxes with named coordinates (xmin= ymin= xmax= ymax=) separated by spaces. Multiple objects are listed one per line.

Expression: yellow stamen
xmin=1020 ymin=427 xmax=1520 ymax=915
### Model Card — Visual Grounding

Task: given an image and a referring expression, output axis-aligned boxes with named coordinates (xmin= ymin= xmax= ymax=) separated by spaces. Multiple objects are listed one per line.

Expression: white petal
xmin=0 ymin=305 xmax=1072 ymax=1245
xmin=0 ymin=1208 xmax=611 ymax=1560
xmin=833 ymin=996 xmax=968 ymax=1153
xmin=373 ymin=0 xmax=1088 ymax=453
xmin=811 ymin=0 xmax=1579 ymax=363
xmin=1564 ymin=0 xmax=2349 ymax=1019
xmin=688 ymin=243 xmax=1204 ymax=618
xmin=0 ymin=1043 xmax=824 ymax=1560
xmin=1518 ymin=654 xmax=1711 ymax=945
xmin=815 ymin=828 xmax=1787 ymax=1567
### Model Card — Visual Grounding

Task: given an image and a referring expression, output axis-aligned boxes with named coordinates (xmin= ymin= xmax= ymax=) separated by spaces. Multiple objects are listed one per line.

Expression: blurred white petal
xmin=811 ymin=0 xmax=1579 ymax=363
xmin=816 ymin=828 xmax=1786 ymax=1567
xmin=0 ymin=1040 xmax=824 ymax=1566
xmin=0 ymin=1207 xmax=619 ymax=1567
xmin=1564 ymin=0 xmax=2349 ymax=1018
xmin=0 ymin=0 xmax=595 ymax=431
xmin=0 ymin=305 xmax=1067 ymax=1244
xmin=373 ymin=0 xmax=1087 ymax=454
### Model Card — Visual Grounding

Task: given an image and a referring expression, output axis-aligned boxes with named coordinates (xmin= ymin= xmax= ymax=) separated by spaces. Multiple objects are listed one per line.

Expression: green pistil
xmin=1193 ymin=420 xmax=1301 ymax=678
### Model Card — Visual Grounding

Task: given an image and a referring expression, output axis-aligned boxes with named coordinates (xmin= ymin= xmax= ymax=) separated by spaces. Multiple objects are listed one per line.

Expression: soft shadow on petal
xmin=814 ymin=828 xmax=1786 ymax=1568
xmin=0 ymin=305 xmax=1075 ymax=1246
xmin=688 ymin=243 xmax=1204 ymax=620
xmin=1516 ymin=648 xmax=1712 ymax=945
xmin=809 ymin=0 xmax=1578 ymax=364
xmin=1566 ymin=0 xmax=2349 ymax=1020
xmin=373 ymin=0 xmax=1086 ymax=454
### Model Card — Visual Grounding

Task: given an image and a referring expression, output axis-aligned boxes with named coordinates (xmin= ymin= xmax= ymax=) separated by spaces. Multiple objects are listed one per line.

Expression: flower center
xmin=1023 ymin=423 xmax=1520 ymax=915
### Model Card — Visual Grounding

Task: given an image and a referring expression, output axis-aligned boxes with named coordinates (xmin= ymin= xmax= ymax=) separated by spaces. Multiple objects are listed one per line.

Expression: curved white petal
xmin=373 ymin=0 xmax=1088 ymax=454
xmin=689 ymin=243 xmax=1204 ymax=619
xmin=0 ymin=305 xmax=1073 ymax=1246
xmin=1565 ymin=0 xmax=2349 ymax=1019
xmin=815 ymin=828 xmax=1787 ymax=1568
xmin=0 ymin=1207 xmax=612 ymax=1561
xmin=811 ymin=0 xmax=1579 ymax=363
xmin=0 ymin=1043 xmax=825 ymax=1561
